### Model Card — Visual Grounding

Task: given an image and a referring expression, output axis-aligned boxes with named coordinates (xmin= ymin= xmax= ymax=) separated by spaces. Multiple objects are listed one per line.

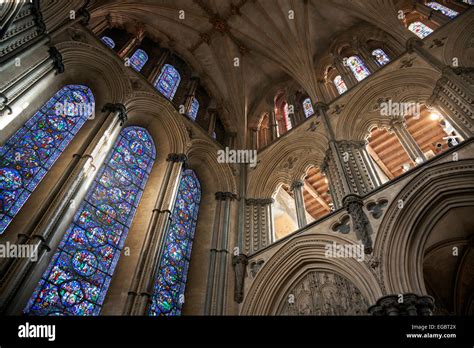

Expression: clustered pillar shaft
xmin=0 ymin=103 xmax=128 ymax=315
xmin=204 ymin=192 xmax=236 ymax=315
xmin=388 ymin=117 xmax=426 ymax=164
xmin=291 ymin=180 xmax=307 ymax=229
xmin=124 ymin=154 xmax=186 ymax=315
xmin=0 ymin=45 xmax=64 ymax=117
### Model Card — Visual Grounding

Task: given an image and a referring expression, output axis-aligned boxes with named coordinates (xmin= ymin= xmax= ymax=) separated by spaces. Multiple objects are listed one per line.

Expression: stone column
xmin=0 ymin=46 xmax=64 ymax=117
xmin=269 ymin=110 xmax=279 ymax=140
xmin=355 ymin=40 xmax=378 ymax=72
xmin=207 ymin=108 xmax=217 ymax=137
xmin=426 ymin=76 xmax=473 ymax=139
xmin=250 ymin=127 xmax=259 ymax=150
xmin=388 ymin=117 xmax=426 ymax=164
xmin=291 ymin=180 xmax=307 ymax=229
xmin=243 ymin=198 xmax=274 ymax=254
xmin=148 ymin=49 xmax=171 ymax=84
xmin=0 ymin=103 xmax=128 ymax=314
xmin=414 ymin=3 xmax=450 ymax=27
xmin=184 ymin=77 xmax=199 ymax=117
xmin=124 ymin=153 xmax=186 ymax=315
xmin=204 ymin=192 xmax=237 ymax=315
xmin=343 ymin=194 xmax=373 ymax=254
xmin=333 ymin=55 xmax=357 ymax=88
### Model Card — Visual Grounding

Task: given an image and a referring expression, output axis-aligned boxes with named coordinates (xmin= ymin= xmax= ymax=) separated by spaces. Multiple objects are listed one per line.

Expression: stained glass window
xmin=188 ymin=98 xmax=199 ymax=121
xmin=101 ymin=36 xmax=115 ymax=49
xmin=149 ymin=169 xmax=201 ymax=316
xmin=302 ymin=98 xmax=314 ymax=118
xmin=0 ymin=85 xmax=94 ymax=235
xmin=462 ymin=0 xmax=474 ymax=4
xmin=372 ymin=49 xmax=390 ymax=66
xmin=408 ymin=22 xmax=434 ymax=39
xmin=24 ymin=127 xmax=156 ymax=316
xmin=154 ymin=64 xmax=181 ymax=101
xmin=426 ymin=2 xmax=458 ymax=18
xmin=334 ymin=75 xmax=348 ymax=95
xmin=129 ymin=49 xmax=148 ymax=72
xmin=347 ymin=56 xmax=371 ymax=82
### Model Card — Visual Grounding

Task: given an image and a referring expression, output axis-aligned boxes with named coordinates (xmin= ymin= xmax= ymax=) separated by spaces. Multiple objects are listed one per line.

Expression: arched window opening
xmin=154 ymin=64 xmax=181 ymax=101
xmin=372 ymin=49 xmax=390 ymax=66
xmin=366 ymin=127 xmax=411 ymax=180
xmin=101 ymin=36 xmax=115 ymax=49
xmin=272 ymin=185 xmax=299 ymax=241
xmin=129 ymin=49 xmax=148 ymax=72
xmin=187 ymin=98 xmax=199 ymax=121
xmin=347 ymin=56 xmax=371 ymax=82
xmin=334 ymin=75 xmax=348 ymax=95
xmin=0 ymin=85 xmax=94 ymax=235
xmin=426 ymin=2 xmax=459 ymax=18
xmin=24 ymin=127 xmax=156 ymax=315
xmin=408 ymin=21 xmax=434 ymax=39
xmin=404 ymin=108 xmax=463 ymax=159
xmin=149 ymin=169 xmax=201 ymax=316
xmin=302 ymin=98 xmax=314 ymax=118
xmin=303 ymin=167 xmax=333 ymax=221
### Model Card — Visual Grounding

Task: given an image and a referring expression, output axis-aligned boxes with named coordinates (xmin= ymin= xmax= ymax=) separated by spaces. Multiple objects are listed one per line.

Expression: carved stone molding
xmin=232 ymin=254 xmax=248 ymax=303
xmin=166 ymin=153 xmax=187 ymax=163
xmin=101 ymin=103 xmax=127 ymax=124
xmin=368 ymin=293 xmax=435 ymax=316
xmin=343 ymin=194 xmax=373 ymax=254
xmin=215 ymin=191 xmax=237 ymax=201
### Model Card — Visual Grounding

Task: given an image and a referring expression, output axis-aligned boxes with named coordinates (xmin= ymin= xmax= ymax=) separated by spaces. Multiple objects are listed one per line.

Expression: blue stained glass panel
xmin=347 ymin=56 xmax=371 ymax=82
xmin=188 ymin=98 xmax=199 ymax=121
xmin=24 ymin=127 xmax=156 ymax=316
xmin=408 ymin=22 xmax=433 ymax=39
xmin=426 ymin=2 xmax=458 ymax=18
xmin=372 ymin=49 xmax=390 ymax=66
xmin=334 ymin=75 xmax=348 ymax=95
xmin=302 ymin=98 xmax=314 ymax=118
xmin=149 ymin=169 xmax=201 ymax=316
xmin=0 ymin=85 xmax=94 ymax=235
xmin=129 ymin=49 xmax=148 ymax=72
xmin=101 ymin=36 xmax=115 ymax=49
xmin=154 ymin=64 xmax=181 ymax=101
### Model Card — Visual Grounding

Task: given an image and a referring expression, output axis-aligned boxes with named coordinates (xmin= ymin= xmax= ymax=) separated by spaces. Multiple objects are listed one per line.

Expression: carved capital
xmin=215 ymin=192 xmax=237 ymax=201
xmin=102 ymin=103 xmax=127 ymax=125
xmin=166 ymin=153 xmax=188 ymax=163
xmin=368 ymin=293 xmax=435 ymax=316
xmin=48 ymin=47 xmax=64 ymax=74
xmin=290 ymin=180 xmax=304 ymax=191
xmin=405 ymin=37 xmax=423 ymax=54
xmin=245 ymin=198 xmax=274 ymax=206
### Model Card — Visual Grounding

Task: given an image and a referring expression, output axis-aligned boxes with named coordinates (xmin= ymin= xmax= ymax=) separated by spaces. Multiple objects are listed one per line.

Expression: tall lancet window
xmin=154 ymin=64 xmax=181 ymax=101
xmin=0 ymin=85 xmax=94 ymax=235
xmin=24 ymin=127 xmax=156 ymax=316
xmin=334 ymin=75 xmax=348 ymax=95
xmin=426 ymin=2 xmax=458 ymax=18
xmin=372 ymin=49 xmax=390 ymax=66
xmin=188 ymin=98 xmax=199 ymax=121
xmin=347 ymin=56 xmax=371 ymax=81
xmin=408 ymin=21 xmax=434 ymax=39
xmin=101 ymin=36 xmax=115 ymax=49
xmin=129 ymin=49 xmax=148 ymax=72
xmin=303 ymin=98 xmax=314 ymax=118
xmin=149 ymin=169 xmax=201 ymax=316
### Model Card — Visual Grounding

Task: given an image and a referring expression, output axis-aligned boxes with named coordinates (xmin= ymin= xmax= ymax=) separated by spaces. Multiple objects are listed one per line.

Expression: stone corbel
xmin=232 ymin=254 xmax=248 ymax=303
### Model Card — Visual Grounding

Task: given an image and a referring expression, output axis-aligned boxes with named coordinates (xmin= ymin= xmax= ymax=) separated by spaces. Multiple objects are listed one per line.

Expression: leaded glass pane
xmin=408 ymin=22 xmax=434 ymax=39
xmin=154 ymin=64 xmax=181 ymax=101
xmin=0 ymin=85 xmax=94 ymax=235
xmin=347 ymin=56 xmax=371 ymax=82
xmin=303 ymin=98 xmax=314 ymax=118
xmin=24 ymin=127 xmax=156 ymax=316
xmin=426 ymin=2 xmax=458 ymax=18
xmin=372 ymin=49 xmax=390 ymax=66
xmin=334 ymin=75 xmax=348 ymax=95
xmin=129 ymin=49 xmax=148 ymax=72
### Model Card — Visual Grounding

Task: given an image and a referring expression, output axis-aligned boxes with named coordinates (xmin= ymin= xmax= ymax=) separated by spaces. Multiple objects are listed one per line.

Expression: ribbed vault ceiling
xmin=88 ymin=0 xmax=407 ymax=139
